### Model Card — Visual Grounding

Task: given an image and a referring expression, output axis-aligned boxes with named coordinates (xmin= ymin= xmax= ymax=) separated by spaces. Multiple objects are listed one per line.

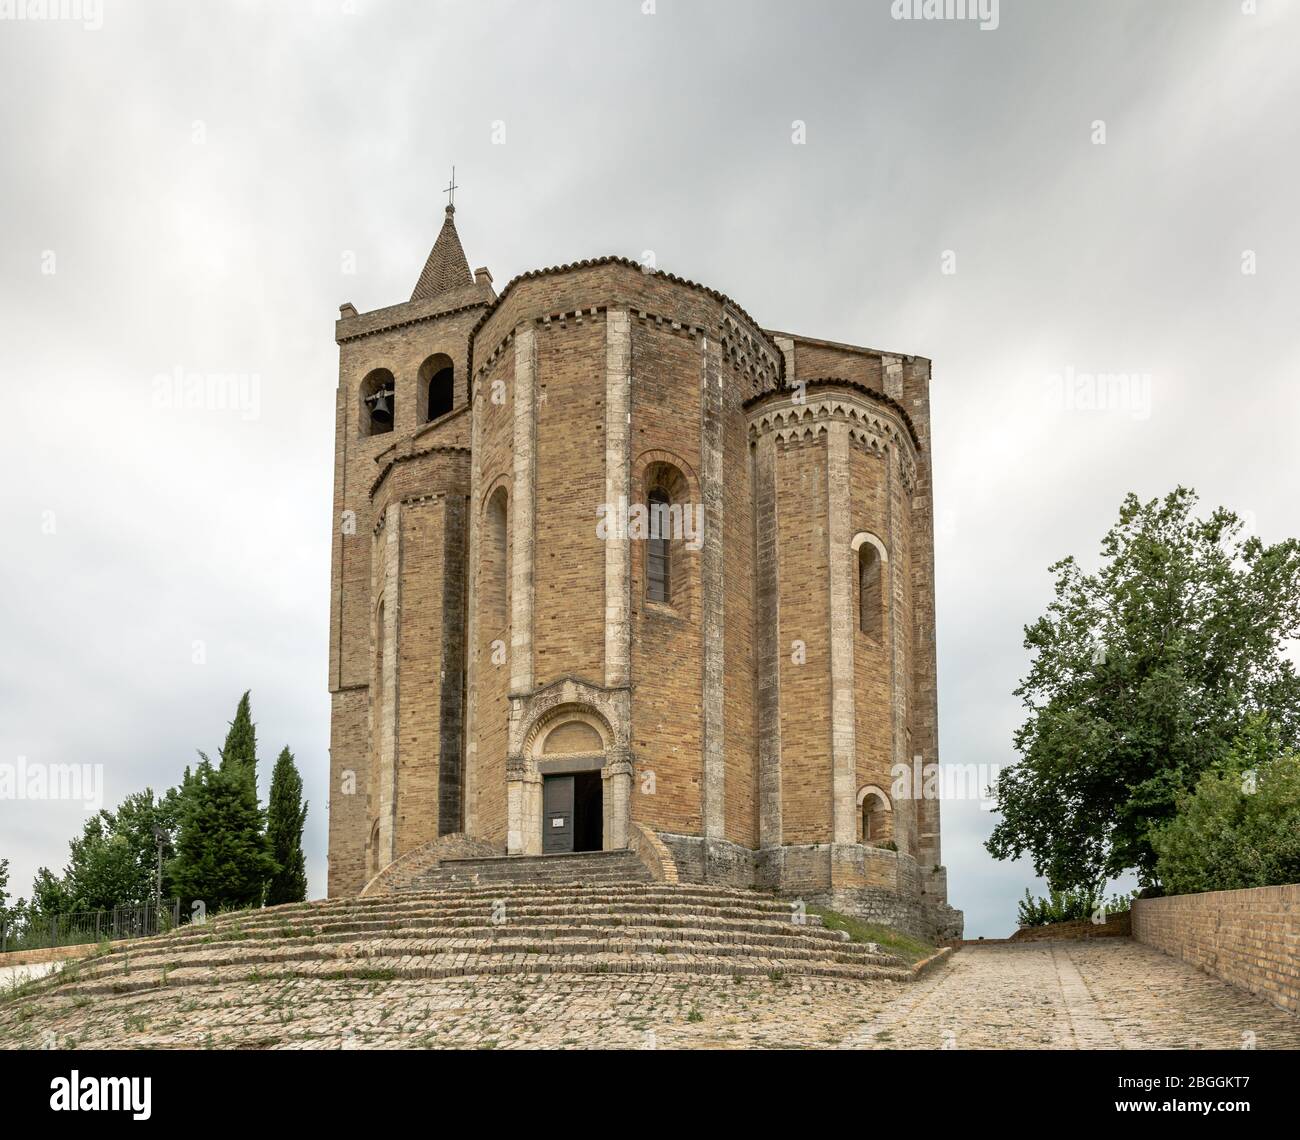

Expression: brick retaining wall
xmin=1009 ymin=911 xmax=1131 ymax=941
xmin=1131 ymin=884 xmax=1298 ymax=1014
xmin=0 ymin=940 xmax=129 ymax=970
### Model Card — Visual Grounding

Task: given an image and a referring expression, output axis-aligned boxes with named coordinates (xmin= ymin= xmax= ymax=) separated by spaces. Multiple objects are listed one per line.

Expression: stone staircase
xmin=46 ymin=881 xmax=914 ymax=999
xmin=409 ymin=848 xmax=653 ymax=889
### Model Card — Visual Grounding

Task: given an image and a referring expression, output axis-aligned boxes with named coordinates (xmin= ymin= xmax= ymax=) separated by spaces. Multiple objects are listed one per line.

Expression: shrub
xmin=1016 ymin=886 xmax=1131 ymax=928
xmin=1150 ymin=718 xmax=1300 ymax=895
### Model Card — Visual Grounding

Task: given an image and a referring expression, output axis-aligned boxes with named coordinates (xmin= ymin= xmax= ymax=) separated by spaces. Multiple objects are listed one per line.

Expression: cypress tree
xmin=218 ymin=691 xmax=259 ymax=800
xmin=167 ymin=758 xmax=276 ymax=914
xmin=265 ymin=747 xmax=309 ymax=905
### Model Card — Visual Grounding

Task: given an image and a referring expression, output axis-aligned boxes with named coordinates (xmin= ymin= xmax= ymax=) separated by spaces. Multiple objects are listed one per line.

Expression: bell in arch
xmin=368 ymin=387 xmax=393 ymax=425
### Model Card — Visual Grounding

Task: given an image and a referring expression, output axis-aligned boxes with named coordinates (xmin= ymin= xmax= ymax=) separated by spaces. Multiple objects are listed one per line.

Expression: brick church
xmin=327 ymin=199 xmax=961 ymax=940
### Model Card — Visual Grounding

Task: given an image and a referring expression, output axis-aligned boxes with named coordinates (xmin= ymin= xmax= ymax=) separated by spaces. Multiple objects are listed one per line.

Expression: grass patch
xmin=806 ymin=908 xmax=935 ymax=964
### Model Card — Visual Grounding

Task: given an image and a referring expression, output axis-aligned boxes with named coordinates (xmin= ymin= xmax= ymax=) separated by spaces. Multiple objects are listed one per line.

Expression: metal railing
xmin=0 ymin=900 xmax=181 ymax=954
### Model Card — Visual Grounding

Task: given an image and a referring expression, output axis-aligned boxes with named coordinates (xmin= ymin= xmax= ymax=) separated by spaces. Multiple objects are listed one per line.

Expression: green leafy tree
xmin=218 ymin=691 xmax=259 ymax=800
xmin=1151 ymin=717 xmax=1300 ymax=894
xmin=987 ymin=488 xmax=1300 ymax=891
xmin=60 ymin=790 xmax=178 ymax=910
xmin=168 ymin=759 xmax=276 ymax=913
xmin=265 ymin=747 xmax=309 ymax=905
xmin=0 ymin=858 xmax=16 ymax=928
xmin=28 ymin=866 xmax=72 ymax=917
xmin=0 ymin=858 xmax=24 ymax=948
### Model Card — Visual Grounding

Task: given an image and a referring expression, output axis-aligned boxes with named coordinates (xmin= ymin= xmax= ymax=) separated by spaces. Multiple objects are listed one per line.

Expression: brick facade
xmin=326 ymin=209 xmax=961 ymax=940
xmin=1132 ymin=885 xmax=1300 ymax=1014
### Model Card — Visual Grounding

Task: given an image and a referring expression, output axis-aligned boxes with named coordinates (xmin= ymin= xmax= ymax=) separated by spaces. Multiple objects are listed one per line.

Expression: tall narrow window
xmin=484 ymin=487 xmax=509 ymax=631
xmin=859 ymin=543 xmax=883 ymax=639
xmin=647 ymin=489 xmax=670 ymax=604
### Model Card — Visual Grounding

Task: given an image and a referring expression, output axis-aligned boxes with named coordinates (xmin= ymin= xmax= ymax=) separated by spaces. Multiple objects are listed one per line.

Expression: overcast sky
xmin=1 ymin=0 xmax=1297 ymax=938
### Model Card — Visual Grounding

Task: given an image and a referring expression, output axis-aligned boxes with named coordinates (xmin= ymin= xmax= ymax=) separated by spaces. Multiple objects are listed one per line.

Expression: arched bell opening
xmin=360 ymin=368 xmax=396 ymax=436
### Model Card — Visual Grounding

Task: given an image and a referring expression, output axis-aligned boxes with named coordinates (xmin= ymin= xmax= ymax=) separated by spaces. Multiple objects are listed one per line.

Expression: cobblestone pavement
xmin=0 ymin=939 xmax=1295 ymax=1050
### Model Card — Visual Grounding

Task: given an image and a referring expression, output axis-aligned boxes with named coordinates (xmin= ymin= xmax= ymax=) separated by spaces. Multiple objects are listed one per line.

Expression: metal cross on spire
xmin=443 ymin=166 xmax=458 ymax=209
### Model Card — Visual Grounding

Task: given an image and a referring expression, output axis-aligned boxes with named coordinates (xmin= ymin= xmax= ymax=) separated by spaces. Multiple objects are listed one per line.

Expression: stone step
xmin=239 ymin=882 xmax=802 ymax=913
xmin=150 ymin=909 xmax=846 ymax=948
xmin=115 ymin=895 xmax=824 ymax=958
xmin=71 ymin=931 xmax=904 ymax=983
xmin=60 ymin=950 xmax=912 ymax=996
xmin=161 ymin=888 xmax=810 ymax=937
xmin=81 ymin=909 xmax=858 ymax=974
xmin=410 ymin=848 xmax=652 ymax=888
xmin=74 ymin=921 xmax=895 ymax=980
xmin=48 ymin=882 xmax=913 ymax=993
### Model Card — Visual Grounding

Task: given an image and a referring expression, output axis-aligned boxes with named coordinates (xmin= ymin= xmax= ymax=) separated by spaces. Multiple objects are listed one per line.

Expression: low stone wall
xmin=1132 ymin=884 xmax=1299 ymax=1014
xmin=1009 ymin=910 xmax=1131 ymax=941
xmin=361 ymin=832 xmax=503 ymax=896
xmin=0 ymin=940 xmax=127 ymax=969
xmin=654 ymin=832 xmax=963 ymax=942
xmin=627 ymin=822 xmax=679 ymax=883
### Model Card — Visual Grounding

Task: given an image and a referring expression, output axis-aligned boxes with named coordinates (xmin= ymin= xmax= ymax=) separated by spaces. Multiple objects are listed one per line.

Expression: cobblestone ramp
xmin=30 ymin=883 xmax=913 ymax=1000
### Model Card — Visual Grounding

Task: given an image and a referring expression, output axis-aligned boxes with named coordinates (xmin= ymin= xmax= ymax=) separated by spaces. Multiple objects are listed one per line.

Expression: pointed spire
xmin=411 ymin=203 xmax=473 ymax=301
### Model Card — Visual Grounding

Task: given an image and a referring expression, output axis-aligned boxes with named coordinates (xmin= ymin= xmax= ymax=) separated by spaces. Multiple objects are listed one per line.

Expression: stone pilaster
xmin=604 ymin=310 xmax=632 ymax=688
xmin=505 ymin=325 xmax=539 ymax=854
xmin=376 ymin=504 xmax=401 ymax=867
xmin=602 ymin=744 xmax=633 ymax=851
xmin=510 ymin=325 xmax=537 ymax=694
xmin=463 ymin=376 xmax=484 ymax=836
xmin=437 ymin=494 xmax=467 ymax=834
xmin=753 ymin=431 xmax=783 ymax=848
xmin=773 ymin=335 xmax=795 ymax=384
xmin=887 ymin=445 xmax=914 ymax=858
xmin=906 ymin=357 xmax=942 ymax=877
xmin=826 ymin=423 xmax=856 ymax=846
xmin=700 ymin=335 xmax=726 ymax=845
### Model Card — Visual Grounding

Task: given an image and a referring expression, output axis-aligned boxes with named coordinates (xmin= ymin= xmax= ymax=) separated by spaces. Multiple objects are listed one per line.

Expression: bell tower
xmin=326 ymin=191 xmax=495 ymax=897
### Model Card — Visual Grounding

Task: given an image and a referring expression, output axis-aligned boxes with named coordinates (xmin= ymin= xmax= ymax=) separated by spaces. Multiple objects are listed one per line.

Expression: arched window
xmin=359 ymin=368 xmax=395 ymax=436
xmin=860 ymin=789 xmax=893 ymax=846
xmin=484 ymin=487 xmax=509 ymax=632
xmin=642 ymin=460 xmax=690 ymax=610
xmin=420 ymin=353 xmax=455 ymax=422
xmin=369 ymin=819 xmax=381 ymax=876
xmin=858 ymin=542 xmax=884 ymax=640
xmin=646 ymin=489 xmax=671 ymax=604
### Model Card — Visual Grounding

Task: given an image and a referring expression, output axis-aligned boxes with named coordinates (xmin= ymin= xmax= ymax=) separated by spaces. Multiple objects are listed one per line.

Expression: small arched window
xmin=858 ymin=542 xmax=883 ymax=640
xmin=647 ymin=489 xmax=671 ymax=604
xmin=369 ymin=819 xmax=381 ymax=875
xmin=420 ymin=353 xmax=455 ymax=422
xmin=360 ymin=368 xmax=395 ymax=436
xmin=860 ymin=790 xmax=892 ymax=846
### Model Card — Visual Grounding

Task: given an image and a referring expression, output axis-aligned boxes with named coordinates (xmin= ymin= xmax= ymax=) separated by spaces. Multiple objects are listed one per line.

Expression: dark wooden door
xmin=542 ymin=775 xmax=574 ymax=854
